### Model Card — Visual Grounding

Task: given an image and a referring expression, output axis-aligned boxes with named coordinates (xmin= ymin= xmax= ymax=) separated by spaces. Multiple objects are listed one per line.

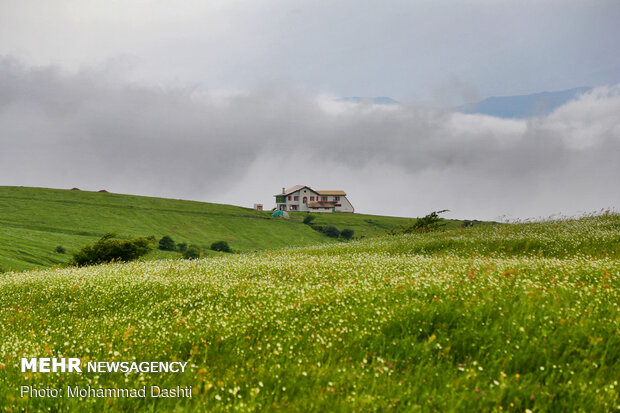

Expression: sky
xmin=1 ymin=0 xmax=619 ymax=220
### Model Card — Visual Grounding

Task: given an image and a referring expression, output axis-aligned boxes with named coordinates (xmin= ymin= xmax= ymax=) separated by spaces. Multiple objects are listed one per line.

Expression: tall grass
xmin=0 ymin=214 xmax=618 ymax=411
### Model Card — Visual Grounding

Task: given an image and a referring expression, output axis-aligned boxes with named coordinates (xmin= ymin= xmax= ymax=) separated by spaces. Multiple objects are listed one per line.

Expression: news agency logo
xmin=21 ymin=358 xmax=82 ymax=373
xmin=20 ymin=358 xmax=189 ymax=373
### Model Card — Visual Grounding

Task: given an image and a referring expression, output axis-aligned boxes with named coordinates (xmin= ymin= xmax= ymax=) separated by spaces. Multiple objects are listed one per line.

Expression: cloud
xmin=0 ymin=57 xmax=618 ymax=219
xmin=2 ymin=0 xmax=619 ymax=100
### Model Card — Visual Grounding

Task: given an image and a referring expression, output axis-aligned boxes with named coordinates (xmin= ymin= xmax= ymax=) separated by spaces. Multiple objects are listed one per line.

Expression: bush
xmin=177 ymin=243 xmax=187 ymax=252
xmin=322 ymin=225 xmax=341 ymax=238
xmin=303 ymin=214 xmax=316 ymax=225
xmin=55 ymin=245 xmax=66 ymax=254
xmin=158 ymin=235 xmax=176 ymax=251
xmin=71 ymin=233 xmax=153 ymax=266
xmin=340 ymin=229 xmax=355 ymax=240
xmin=403 ymin=210 xmax=449 ymax=233
xmin=182 ymin=245 xmax=201 ymax=259
xmin=210 ymin=241 xmax=232 ymax=253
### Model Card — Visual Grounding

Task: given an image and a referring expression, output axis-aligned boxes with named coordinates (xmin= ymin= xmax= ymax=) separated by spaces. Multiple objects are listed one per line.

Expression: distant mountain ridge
xmin=336 ymin=88 xmax=593 ymax=119
xmin=456 ymin=87 xmax=593 ymax=119
xmin=337 ymin=96 xmax=400 ymax=105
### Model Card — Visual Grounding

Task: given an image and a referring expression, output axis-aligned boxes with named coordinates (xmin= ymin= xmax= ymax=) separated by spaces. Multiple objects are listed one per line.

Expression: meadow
xmin=0 ymin=213 xmax=618 ymax=412
xmin=0 ymin=186 xmax=425 ymax=272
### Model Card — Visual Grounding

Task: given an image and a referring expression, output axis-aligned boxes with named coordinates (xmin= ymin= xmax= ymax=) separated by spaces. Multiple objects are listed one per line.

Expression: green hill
xmin=0 ymin=186 xmax=441 ymax=272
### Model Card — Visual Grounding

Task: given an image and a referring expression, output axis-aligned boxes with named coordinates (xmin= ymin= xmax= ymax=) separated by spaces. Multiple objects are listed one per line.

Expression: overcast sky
xmin=1 ymin=1 xmax=619 ymax=219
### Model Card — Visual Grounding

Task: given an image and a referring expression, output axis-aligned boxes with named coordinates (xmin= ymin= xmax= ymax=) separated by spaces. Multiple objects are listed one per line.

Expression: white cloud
xmin=1 ymin=58 xmax=618 ymax=219
xmin=541 ymin=85 xmax=620 ymax=149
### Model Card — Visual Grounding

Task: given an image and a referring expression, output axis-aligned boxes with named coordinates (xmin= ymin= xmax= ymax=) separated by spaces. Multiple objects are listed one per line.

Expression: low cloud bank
xmin=1 ymin=57 xmax=618 ymax=219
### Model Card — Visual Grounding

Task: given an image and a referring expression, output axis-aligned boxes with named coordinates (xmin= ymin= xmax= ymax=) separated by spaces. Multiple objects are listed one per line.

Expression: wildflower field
xmin=0 ymin=214 xmax=618 ymax=412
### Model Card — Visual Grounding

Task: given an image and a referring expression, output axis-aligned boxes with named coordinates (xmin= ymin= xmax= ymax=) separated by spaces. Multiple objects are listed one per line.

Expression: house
xmin=274 ymin=185 xmax=354 ymax=213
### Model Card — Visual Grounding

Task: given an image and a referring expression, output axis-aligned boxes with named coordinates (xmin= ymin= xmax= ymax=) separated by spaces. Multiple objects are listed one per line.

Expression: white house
xmin=274 ymin=185 xmax=354 ymax=213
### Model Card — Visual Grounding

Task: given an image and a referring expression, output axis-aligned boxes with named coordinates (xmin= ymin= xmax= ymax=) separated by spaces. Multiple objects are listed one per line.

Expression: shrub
xmin=403 ymin=210 xmax=449 ymax=233
xmin=158 ymin=235 xmax=176 ymax=251
xmin=340 ymin=229 xmax=355 ymax=240
xmin=182 ymin=245 xmax=201 ymax=259
xmin=322 ymin=225 xmax=341 ymax=238
xmin=177 ymin=243 xmax=187 ymax=252
xmin=55 ymin=246 xmax=66 ymax=254
xmin=71 ymin=233 xmax=153 ymax=266
xmin=303 ymin=214 xmax=316 ymax=225
xmin=210 ymin=241 xmax=232 ymax=253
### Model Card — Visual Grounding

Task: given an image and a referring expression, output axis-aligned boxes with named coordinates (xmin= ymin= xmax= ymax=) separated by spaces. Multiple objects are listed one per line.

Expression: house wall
xmin=276 ymin=187 xmax=319 ymax=212
xmin=275 ymin=188 xmax=354 ymax=213
xmin=315 ymin=194 xmax=353 ymax=213
xmin=335 ymin=196 xmax=354 ymax=213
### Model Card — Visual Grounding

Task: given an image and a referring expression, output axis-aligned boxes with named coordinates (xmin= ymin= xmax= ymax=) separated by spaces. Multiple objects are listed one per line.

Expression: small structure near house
xmin=253 ymin=204 xmax=263 ymax=211
xmin=274 ymin=185 xmax=354 ymax=213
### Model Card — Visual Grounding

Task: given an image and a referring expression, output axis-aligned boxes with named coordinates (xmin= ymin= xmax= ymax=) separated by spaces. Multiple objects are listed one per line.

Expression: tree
xmin=71 ymin=234 xmax=153 ymax=266
xmin=55 ymin=245 xmax=66 ymax=254
xmin=210 ymin=241 xmax=232 ymax=253
xmin=177 ymin=243 xmax=187 ymax=252
xmin=182 ymin=245 xmax=201 ymax=259
xmin=158 ymin=235 xmax=176 ymax=251
xmin=403 ymin=210 xmax=449 ymax=233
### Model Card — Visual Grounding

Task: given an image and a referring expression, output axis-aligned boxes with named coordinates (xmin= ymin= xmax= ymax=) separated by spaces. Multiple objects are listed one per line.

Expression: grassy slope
xmin=0 ymin=214 xmax=618 ymax=412
xmin=0 ymin=186 xmax=432 ymax=272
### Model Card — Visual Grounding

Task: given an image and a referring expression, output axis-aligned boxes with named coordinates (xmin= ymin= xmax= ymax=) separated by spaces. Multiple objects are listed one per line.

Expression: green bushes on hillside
xmin=158 ymin=235 xmax=176 ymax=251
xmin=70 ymin=233 xmax=153 ymax=266
xmin=322 ymin=225 xmax=341 ymax=238
xmin=210 ymin=241 xmax=232 ymax=253
xmin=182 ymin=245 xmax=202 ymax=259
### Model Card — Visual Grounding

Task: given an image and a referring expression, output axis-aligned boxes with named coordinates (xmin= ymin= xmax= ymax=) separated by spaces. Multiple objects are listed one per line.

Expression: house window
xmin=303 ymin=197 xmax=308 ymax=204
xmin=322 ymin=196 xmax=328 ymax=201
xmin=335 ymin=204 xmax=341 ymax=207
xmin=334 ymin=196 xmax=340 ymax=201
xmin=294 ymin=196 xmax=299 ymax=201
xmin=290 ymin=205 xmax=298 ymax=211
xmin=288 ymin=196 xmax=291 ymax=201
xmin=281 ymin=205 xmax=287 ymax=211
xmin=310 ymin=196 xmax=315 ymax=201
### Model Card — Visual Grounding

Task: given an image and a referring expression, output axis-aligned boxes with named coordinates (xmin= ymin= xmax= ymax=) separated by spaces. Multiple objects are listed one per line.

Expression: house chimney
xmin=282 ymin=187 xmax=285 ymax=194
